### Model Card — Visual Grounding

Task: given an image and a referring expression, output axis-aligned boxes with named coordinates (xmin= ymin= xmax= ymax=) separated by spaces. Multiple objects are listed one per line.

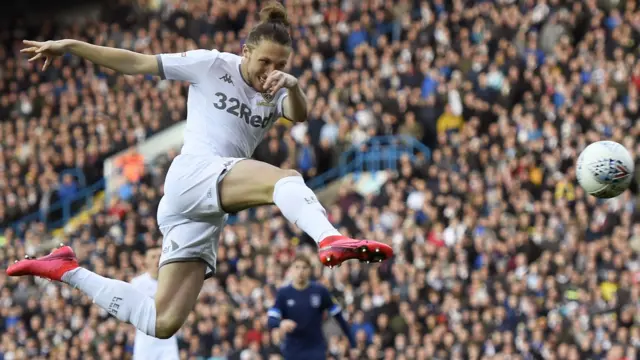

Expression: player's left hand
xmin=264 ymin=70 xmax=298 ymax=95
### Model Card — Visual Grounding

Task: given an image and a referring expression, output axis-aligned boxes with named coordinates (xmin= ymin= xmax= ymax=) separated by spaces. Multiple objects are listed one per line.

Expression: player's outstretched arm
xmin=21 ymin=39 xmax=159 ymax=76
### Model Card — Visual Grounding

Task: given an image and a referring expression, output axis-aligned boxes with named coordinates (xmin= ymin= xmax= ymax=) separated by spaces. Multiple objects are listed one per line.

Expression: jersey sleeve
xmin=156 ymin=49 xmax=220 ymax=83
xmin=268 ymin=288 xmax=286 ymax=320
xmin=322 ymin=287 xmax=342 ymax=316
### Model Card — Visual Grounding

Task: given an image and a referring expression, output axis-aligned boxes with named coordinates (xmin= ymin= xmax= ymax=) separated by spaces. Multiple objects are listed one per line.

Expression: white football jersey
xmin=156 ymin=49 xmax=289 ymax=158
xmin=130 ymin=273 xmax=179 ymax=360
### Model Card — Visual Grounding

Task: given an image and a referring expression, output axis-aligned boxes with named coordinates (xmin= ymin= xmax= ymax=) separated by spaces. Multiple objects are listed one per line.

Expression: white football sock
xmin=62 ymin=268 xmax=156 ymax=336
xmin=273 ymin=176 xmax=341 ymax=243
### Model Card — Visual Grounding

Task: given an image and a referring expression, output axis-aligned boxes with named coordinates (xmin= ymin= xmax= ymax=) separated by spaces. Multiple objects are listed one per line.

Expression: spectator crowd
xmin=2 ymin=0 xmax=640 ymax=359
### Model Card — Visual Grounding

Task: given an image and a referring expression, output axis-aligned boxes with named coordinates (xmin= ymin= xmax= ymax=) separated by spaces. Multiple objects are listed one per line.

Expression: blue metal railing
xmin=3 ymin=172 xmax=105 ymax=235
xmin=306 ymin=135 xmax=431 ymax=189
xmin=3 ymin=135 xmax=431 ymax=235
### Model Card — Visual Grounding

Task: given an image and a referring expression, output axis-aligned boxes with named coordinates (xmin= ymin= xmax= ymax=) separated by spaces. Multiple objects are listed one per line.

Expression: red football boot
xmin=318 ymin=235 xmax=394 ymax=268
xmin=6 ymin=245 xmax=79 ymax=282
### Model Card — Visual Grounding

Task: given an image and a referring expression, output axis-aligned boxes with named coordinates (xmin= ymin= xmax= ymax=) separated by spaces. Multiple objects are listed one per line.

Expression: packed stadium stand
xmin=3 ymin=0 xmax=640 ymax=359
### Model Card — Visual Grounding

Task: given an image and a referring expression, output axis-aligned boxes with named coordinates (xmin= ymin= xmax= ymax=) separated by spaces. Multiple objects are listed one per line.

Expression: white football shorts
xmin=156 ymin=153 xmax=244 ymax=279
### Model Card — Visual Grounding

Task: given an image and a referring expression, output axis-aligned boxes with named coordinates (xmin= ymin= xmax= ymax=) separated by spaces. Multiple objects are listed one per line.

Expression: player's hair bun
xmin=259 ymin=1 xmax=290 ymax=27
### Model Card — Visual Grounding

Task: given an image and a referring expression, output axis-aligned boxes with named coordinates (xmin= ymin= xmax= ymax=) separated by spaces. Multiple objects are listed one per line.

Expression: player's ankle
xmin=318 ymin=232 xmax=343 ymax=245
xmin=60 ymin=267 xmax=83 ymax=284
xmin=316 ymin=230 xmax=344 ymax=245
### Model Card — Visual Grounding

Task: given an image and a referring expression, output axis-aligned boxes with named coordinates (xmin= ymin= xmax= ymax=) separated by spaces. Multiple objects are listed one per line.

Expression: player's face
xmin=145 ymin=248 xmax=161 ymax=271
xmin=242 ymin=40 xmax=291 ymax=93
xmin=291 ymin=260 xmax=311 ymax=284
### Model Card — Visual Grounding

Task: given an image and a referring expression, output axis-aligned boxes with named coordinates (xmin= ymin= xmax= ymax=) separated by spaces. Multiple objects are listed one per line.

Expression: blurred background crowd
xmin=2 ymin=0 xmax=640 ymax=359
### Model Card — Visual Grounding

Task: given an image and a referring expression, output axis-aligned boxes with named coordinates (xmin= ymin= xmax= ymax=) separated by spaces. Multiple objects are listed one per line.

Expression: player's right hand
xmin=279 ymin=319 xmax=297 ymax=333
xmin=21 ymin=40 xmax=70 ymax=71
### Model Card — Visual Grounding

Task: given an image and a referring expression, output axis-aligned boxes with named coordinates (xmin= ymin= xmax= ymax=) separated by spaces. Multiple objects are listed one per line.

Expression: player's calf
xmin=6 ymin=246 xmax=205 ymax=340
xmin=220 ymin=159 xmax=340 ymax=240
xmin=153 ymin=261 xmax=206 ymax=339
xmin=154 ymin=316 xmax=182 ymax=339
xmin=219 ymin=159 xmax=394 ymax=267
xmin=7 ymin=245 xmax=158 ymax=336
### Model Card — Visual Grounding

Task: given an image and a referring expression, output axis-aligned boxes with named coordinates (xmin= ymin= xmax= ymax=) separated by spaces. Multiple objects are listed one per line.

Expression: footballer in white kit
xmin=130 ymin=248 xmax=179 ymax=360
xmin=155 ymin=48 xmax=288 ymax=279
xmin=10 ymin=1 xmax=394 ymax=342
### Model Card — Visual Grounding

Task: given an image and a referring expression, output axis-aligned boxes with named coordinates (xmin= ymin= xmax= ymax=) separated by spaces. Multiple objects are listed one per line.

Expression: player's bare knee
xmin=255 ymin=169 xmax=302 ymax=202
xmin=266 ymin=169 xmax=302 ymax=197
xmin=154 ymin=314 xmax=182 ymax=339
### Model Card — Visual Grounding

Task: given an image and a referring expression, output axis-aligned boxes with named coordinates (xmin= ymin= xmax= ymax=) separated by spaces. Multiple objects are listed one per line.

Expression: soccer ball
xmin=576 ymin=141 xmax=635 ymax=199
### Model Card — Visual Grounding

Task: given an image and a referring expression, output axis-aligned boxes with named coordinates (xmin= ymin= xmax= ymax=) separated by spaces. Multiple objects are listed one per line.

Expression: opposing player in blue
xmin=268 ymin=255 xmax=355 ymax=359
